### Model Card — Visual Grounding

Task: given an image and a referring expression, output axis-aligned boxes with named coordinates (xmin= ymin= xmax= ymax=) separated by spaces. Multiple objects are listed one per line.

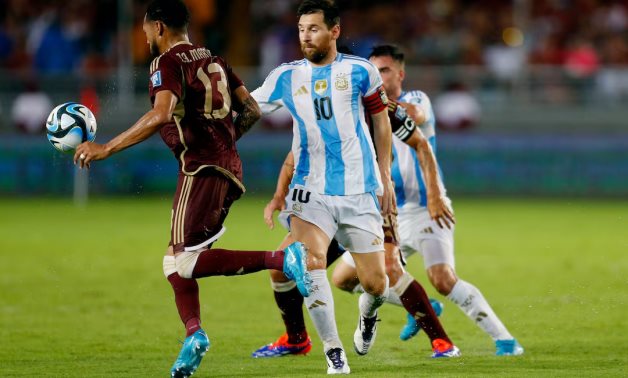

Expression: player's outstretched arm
xmin=264 ymin=151 xmax=294 ymax=229
xmin=232 ymin=86 xmax=262 ymax=140
xmin=73 ymin=90 xmax=178 ymax=168
xmin=405 ymin=129 xmax=455 ymax=229
xmin=371 ymin=109 xmax=395 ymax=215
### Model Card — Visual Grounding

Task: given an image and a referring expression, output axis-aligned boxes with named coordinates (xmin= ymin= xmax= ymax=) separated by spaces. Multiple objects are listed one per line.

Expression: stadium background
xmin=0 ymin=1 xmax=627 ymax=377
xmin=0 ymin=0 xmax=627 ymax=197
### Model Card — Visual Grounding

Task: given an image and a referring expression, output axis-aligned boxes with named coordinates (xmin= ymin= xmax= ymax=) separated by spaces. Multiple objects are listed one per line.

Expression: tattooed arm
xmin=232 ymin=86 xmax=262 ymax=140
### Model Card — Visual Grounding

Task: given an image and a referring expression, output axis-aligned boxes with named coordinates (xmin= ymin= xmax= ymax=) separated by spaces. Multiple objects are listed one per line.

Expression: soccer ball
xmin=46 ymin=102 xmax=97 ymax=152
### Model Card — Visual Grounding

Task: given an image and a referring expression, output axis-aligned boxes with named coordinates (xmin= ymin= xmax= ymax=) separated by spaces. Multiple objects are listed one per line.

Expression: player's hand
xmin=427 ymin=195 xmax=455 ymax=229
xmin=73 ymin=142 xmax=110 ymax=169
xmin=263 ymin=196 xmax=286 ymax=229
xmin=398 ymin=102 xmax=426 ymax=125
xmin=379 ymin=178 xmax=396 ymax=216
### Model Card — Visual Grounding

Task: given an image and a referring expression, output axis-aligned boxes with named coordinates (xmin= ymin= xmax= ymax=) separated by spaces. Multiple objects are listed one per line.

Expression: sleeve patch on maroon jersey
xmin=151 ymin=71 xmax=162 ymax=87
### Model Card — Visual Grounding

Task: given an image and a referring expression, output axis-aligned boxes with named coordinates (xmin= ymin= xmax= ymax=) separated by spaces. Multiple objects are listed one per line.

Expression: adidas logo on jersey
xmin=421 ymin=227 xmax=434 ymax=234
xmin=294 ymin=85 xmax=309 ymax=96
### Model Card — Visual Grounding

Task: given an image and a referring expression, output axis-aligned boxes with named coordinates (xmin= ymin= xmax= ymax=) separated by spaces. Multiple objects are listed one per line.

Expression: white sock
xmin=447 ymin=279 xmax=513 ymax=341
xmin=358 ymin=276 xmax=389 ymax=318
xmin=353 ymin=279 xmax=403 ymax=306
xmin=385 ymin=290 xmax=403 ymax=306
xmin=388 ymin=271 xmax=414 ymax=307
xmin=304 ymin=269 xmax=342 ymax=350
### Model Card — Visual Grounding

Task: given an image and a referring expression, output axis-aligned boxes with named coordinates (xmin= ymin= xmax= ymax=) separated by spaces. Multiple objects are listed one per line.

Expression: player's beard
xmin=149 ymin=39 xmax=160 ymax=57
xmin=301 ymin=43 xmax=330 ymax=64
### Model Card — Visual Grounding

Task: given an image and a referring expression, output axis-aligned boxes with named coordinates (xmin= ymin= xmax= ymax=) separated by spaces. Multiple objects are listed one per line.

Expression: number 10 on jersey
xmin=314 ymin=96 xmax=333 ymax=121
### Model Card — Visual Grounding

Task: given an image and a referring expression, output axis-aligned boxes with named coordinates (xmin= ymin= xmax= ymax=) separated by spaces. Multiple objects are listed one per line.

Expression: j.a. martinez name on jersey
xmin=174 ymin=47 xmax=212 ymax=64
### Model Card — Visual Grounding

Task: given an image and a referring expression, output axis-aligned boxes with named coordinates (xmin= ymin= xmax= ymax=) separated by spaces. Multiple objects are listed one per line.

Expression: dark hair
xmin=368 ymin=44 xmax=405 ymax=64
xmin=297 ymin=0 xmax=340 ymax=28
xmin=146 ymin=0 xmax=190 ymax=31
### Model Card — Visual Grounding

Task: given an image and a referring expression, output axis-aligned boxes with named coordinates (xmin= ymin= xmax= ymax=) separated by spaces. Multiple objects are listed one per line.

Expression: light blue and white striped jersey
xmin=391 ymin=90 xmax=448 ymax=209
xmin=251 ymin=53 xmax=383 ymax=196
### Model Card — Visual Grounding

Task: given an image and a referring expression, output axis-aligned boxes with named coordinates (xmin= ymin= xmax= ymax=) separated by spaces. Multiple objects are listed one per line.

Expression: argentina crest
xmin=335 ymin=73 xmax=348 ymax=91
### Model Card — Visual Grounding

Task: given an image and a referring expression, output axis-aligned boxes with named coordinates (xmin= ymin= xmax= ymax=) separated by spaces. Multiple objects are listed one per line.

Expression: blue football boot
xmin=282 ymin=241 xmax=312 ymax=297
xmin=495 ymin=339 xmax=524 ymax=356
xmin=400 ymin=298 xmax=444 ymax=341
xmin=170 ymin=329 xmax=210 ymax=378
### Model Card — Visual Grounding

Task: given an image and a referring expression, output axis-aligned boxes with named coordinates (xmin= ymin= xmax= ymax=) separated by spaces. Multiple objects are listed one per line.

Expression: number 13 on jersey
xmin=197 ymin=63 xmax=230 ymax=120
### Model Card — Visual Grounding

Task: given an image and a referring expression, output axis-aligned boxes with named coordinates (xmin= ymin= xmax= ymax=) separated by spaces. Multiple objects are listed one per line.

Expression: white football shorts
xmin=397 ymin=204 xmax=455 ymax=269
xmin=279 ymin=185 xmax=385 ymax=254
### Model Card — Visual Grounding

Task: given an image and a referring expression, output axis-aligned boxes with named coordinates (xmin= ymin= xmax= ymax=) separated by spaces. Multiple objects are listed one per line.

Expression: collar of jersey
xmin=165 ymin=40 xmax=193 ymax=54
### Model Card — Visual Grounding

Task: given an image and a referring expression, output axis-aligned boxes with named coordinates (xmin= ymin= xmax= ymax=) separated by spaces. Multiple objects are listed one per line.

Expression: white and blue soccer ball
xmin=46 ymin=102 xmax=97 ymax=152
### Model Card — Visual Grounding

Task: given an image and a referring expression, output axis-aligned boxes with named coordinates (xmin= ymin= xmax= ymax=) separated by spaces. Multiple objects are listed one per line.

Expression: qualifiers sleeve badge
xmin=150 ymin=71 xmax=162 ymax=87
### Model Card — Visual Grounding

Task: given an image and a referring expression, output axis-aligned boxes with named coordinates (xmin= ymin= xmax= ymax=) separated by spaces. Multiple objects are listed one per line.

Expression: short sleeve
xmin=149 ymin=54 xmax=183 ymax=101
xmin=251 ymin=66 xmax=288 ymax=114
xmin=355 ymin=60 xmax=386 ymax=113
xmin=363 ymin=61 xmax=384 ymax=97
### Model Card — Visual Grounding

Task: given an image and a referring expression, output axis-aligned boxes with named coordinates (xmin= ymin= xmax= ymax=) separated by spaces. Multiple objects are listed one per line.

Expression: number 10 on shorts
xmin=292 ymin=188 xmax=311 ymax=204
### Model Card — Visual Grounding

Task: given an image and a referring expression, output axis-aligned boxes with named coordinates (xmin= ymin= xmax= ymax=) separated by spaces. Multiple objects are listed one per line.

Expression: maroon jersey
xmin=149 ymin=42 xmax=245 ymax=191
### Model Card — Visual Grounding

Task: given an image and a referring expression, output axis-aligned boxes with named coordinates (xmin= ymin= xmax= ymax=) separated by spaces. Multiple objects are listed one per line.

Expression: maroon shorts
xmin=170 ymin=172 xmax=242 ymax=252
xmin=382 ymin=211 xmax=400 ymax=246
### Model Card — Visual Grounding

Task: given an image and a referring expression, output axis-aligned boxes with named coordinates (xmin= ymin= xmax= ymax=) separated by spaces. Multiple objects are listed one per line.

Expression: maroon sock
xmin=185 ymin=318 xmax=201 ymax=337
xmin=400 ymin=280 xmax=452 ymax=344
xmin=192 ymin=249 xmax=284 ymax=278
xmin=167 ymin=273 xmax=201 ymax=337
xmin=274 ymin=286 xmax=307 ymax=344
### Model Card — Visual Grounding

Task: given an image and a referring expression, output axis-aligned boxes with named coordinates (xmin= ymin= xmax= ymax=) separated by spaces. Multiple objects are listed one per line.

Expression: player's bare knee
xmin=384 ymin=245 xmax=404 ymax=285
xmin=361 ymin=274 xmax=388 ymax=296
xmin=428 ymin=265 xmax=457 ymax=295
xmin=308 ymin=259 xmax=326 ymax=270
xmin=432 ymin=278 xmax=453 ymax=295
xmin=269 ymin=269 xmax=289 ymax=282
xmin=306 ymin=249 xmax=327 ymax=270
xmin=330 ymin=274 xmax=349 ymax=292
xmin=331 ymin=271 xmax=355 ymax=292
xmin=385 ymin=261 xmax=404 ymax=286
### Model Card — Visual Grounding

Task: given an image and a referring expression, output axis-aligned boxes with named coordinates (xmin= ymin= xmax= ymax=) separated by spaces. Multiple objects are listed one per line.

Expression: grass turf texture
xmin=0 ymin=197 xmax=626 ymax=377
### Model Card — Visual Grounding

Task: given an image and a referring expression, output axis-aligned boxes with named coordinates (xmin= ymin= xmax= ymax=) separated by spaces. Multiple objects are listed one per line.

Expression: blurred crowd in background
xmin=0 ymin=0 xmax=627 ymax=134
xmin=1 ymin=0 xmax=626 ymax=72
xmin=0 ymin=0 xmax=229 ymax=74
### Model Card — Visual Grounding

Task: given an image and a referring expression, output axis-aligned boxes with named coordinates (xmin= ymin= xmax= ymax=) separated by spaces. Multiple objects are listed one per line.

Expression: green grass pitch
xmin=1 ymin=196 xmax=626 ymax=377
